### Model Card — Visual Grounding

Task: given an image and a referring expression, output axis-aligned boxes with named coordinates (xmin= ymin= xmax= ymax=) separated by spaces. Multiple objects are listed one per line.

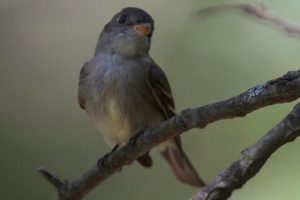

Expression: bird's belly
xmin=85 ymin=64 xmax=164 ymax=147
xmin=91 ymin=97 xmax=133 ymax=147
xmin=88 ymin=94 xmax=163 ymax=148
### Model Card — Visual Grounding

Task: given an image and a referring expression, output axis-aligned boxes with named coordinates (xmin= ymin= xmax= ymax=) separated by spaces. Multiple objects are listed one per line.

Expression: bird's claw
xmin=97 ymin=153 xmax=111 ymax=168
xmin=129 ymin=130 xmax=144 ymax=146
xmin=97 ymin=144 xmax=119 ymax=168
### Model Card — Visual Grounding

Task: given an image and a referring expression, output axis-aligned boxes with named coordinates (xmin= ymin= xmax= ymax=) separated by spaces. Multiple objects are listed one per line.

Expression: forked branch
xmin=192 ymin=102 xmax=300 ymax=200
xmin=39 ymin=70 xmax=300 ymax=200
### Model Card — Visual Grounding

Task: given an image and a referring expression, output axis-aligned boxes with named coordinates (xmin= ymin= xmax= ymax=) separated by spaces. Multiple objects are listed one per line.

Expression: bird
xmin=78 ymin=7 xmax=205 ymax=187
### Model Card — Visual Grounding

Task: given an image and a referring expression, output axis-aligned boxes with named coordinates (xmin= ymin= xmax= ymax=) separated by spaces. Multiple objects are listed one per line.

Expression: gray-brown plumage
xmin=78 ymin=7 xmax=205 ymax=187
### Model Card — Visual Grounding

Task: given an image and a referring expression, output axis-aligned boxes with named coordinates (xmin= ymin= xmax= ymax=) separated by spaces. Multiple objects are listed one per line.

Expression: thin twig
xmin=192 ymin=103 xmax=300 ymax=200
xmin=38 ymin=167 xmax=63 ymax=188
xmin=39 ymin=70 xmax=300 ymax=200
xmin=197 ymin=2 xmax=300 ymax=37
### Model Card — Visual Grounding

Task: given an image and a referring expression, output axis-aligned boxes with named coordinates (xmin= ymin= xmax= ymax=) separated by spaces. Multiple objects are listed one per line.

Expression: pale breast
xmin=89 ymin=96 xmax=132 ymax=147
xmin=84 ymin=55 xmax=163 ymax=147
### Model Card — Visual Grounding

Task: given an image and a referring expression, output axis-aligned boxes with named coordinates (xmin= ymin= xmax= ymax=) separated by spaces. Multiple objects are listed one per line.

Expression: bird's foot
xmin=97 ymin=144 xmax=119 ymax=168
xmin=128 ymin=130 xmax=144 ymax=147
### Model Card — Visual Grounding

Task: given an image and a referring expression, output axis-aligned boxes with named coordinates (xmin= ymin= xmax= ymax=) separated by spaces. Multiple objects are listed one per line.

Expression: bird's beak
xmin=131 ymin=23 xmax=152 ymax=36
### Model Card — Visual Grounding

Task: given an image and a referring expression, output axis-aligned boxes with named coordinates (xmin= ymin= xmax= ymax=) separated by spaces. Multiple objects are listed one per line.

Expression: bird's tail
xmin=158 ymin=137 xmax=205 ymax=187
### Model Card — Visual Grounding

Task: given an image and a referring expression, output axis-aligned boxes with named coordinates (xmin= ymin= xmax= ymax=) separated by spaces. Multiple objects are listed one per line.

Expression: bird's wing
xmin=78 ymin=62 xmax=89 ymax=110
xmin=148 ymin=62 xmax=205 ymax=187
xmin=148 ymin=63 xmax=176 ymax=119
xmin=147 ymin=63 xmax=182 ymax=149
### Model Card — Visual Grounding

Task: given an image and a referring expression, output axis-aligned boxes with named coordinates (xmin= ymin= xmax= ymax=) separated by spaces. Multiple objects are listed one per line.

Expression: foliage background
xmin=1 ymin=0 xmax=299 ymax=199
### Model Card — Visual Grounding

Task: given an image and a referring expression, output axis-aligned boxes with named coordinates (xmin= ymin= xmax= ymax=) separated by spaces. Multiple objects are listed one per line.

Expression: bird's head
xmin=96 ymin=7 xmax=154 ymax=57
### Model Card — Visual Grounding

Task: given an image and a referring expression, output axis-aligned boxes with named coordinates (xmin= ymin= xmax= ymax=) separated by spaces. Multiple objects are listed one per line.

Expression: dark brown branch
xmin=38 ymin=167 xmax=63 ymax=188
xmin=192 ymin=103 xmax=300 ymax=200
xmin=197 ymin=2 xmax=300 ymax=36
xmin=39 ymin=70 xmax=300 ymax=200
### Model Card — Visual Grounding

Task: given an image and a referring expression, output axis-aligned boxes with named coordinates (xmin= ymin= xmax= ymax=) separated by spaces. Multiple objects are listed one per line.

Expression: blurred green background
xmin=1 ymin=0 xmax=300 ymax=199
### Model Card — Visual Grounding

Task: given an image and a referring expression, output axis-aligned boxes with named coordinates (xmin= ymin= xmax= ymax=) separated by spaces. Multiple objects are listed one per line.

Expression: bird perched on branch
xmin=78 ymin=7 xmax=205 ymax=187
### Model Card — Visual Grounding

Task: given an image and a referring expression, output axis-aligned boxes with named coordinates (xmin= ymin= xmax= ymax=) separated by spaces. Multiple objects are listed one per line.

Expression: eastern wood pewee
xmin=78 ymin=7 xmax=205 ymax=187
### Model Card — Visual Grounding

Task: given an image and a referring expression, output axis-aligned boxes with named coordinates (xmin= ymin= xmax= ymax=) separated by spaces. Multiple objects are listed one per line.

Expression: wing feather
xmin=78 ymin=62 xmax=89 ymax=110
xmin=148 ymin=64 xmax=175 ymax=119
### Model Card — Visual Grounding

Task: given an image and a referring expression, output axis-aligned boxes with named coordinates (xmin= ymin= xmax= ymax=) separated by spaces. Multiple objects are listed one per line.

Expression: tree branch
xmin=197 ymin=2 xmax=300 ymax=37
xmin=39 ymin=70 xmax=300 ymax=200
xmin=192 ymin=102 xmax=300 ymax=200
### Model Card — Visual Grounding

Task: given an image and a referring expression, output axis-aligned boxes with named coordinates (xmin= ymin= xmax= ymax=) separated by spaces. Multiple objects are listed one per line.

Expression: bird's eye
xmin=118 ymin=15 xmax=128 ymax=24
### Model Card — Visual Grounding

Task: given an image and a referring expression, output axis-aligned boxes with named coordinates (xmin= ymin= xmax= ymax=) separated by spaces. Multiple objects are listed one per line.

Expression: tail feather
xmin=159 ymin=138 xmax=205 ymax=187
xmin=137 ymin=152 xmax=153 ymax=168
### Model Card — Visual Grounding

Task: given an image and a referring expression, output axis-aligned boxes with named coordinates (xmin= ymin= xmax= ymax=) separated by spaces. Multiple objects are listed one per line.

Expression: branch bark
xmin=192 ymin=102 xmax=300 ymax=200
xmin=197 ymin=2 xmax=300 ymax=37
xmin=39 ymin=70 xmax=300 ymax=200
